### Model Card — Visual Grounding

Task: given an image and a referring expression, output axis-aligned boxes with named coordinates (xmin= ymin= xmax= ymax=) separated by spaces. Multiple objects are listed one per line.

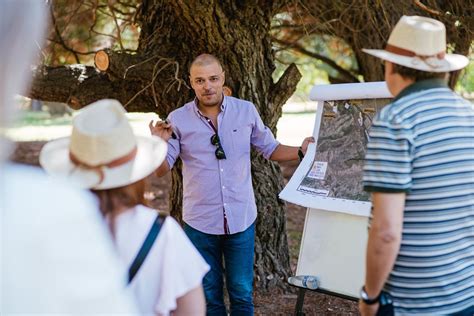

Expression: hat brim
xmin=362 ymin=49 xmax=469 ymax=72
xmin=39 ymin=135 xmax=167 ymax=190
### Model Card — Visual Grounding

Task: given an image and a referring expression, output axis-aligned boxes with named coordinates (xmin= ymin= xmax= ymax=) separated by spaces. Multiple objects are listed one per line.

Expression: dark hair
xmin=391 ymin=63 xmax=447 ymax=81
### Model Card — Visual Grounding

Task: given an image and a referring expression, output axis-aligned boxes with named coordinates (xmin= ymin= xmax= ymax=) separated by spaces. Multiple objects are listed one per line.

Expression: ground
xmin=10 ymin=141 xmax=359 ymax=316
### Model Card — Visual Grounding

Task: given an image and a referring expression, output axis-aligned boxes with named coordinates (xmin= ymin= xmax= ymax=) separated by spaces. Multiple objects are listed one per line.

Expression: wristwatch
xmin=298 ymin=146 xmax=304 ymax=162
xmin=360 ymin=286 xmax=381 ymax=305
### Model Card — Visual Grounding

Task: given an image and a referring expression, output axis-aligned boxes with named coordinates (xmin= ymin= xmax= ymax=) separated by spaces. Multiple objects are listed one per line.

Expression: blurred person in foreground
xmin=359 ymin=15 xmax=473 ymax=316
xmin=40 ymin=99 xmax=209 ymax=315
xmin=0 ymin=1 xmax=137 ymax=314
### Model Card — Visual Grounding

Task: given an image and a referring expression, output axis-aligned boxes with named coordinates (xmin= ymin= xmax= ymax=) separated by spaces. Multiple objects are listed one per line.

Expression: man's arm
xmin=149 ymin=119 xmax=178 ymax=177
xmin=174 ymin=285 xmax=206 ymax=316
xmin=269 ymin=137 xmax=315 ymax=162
xmin=269 ymin=144 xmax=299 ymax=162
xmin=359 ymin=192 xmax=405 ymax=316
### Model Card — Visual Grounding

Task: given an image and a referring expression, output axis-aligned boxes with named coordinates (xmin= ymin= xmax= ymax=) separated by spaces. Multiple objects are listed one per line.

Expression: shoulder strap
xmin=128 ymin=213 xmax=166 ymax=284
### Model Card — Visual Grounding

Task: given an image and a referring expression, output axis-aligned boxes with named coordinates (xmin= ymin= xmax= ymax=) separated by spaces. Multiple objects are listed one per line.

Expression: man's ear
xmin=189 ymin=75 xmax=194 ymax=89
xmin=221 ymin=71 xmax=226 ymax=82
xmin=386 ymin=61 xmax=398 ymax=76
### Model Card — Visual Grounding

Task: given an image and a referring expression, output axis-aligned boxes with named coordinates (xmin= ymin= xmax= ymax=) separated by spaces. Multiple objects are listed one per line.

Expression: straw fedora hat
xmin=40 ymin=99 xmax=167 ymax=190
xmin=363 ymin=15 xmax=469 ymax=72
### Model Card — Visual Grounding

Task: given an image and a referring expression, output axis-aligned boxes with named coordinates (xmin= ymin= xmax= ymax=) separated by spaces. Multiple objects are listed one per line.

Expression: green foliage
xmin=455 ymin=51 xmax=474 ymax=94
xmin=272 ymin=9 xmax=360 ymax=99
xmin=47 ymin=1 xmax=473 ymax=97
xmin=45 ymin=0 xmax=140 ymax=65
xmin=273 ymin=53 xmax=328 ymax=102
xmin=273 ymin=33 xmax=358 ymax=101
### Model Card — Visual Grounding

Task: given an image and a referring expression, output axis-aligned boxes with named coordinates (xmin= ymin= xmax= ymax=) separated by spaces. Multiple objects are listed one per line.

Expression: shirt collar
xmin=393 ymin=78 xmax=448 ymax=102
xmin=221 ymin=95 xmax=227 ymax=111
xmin=193 ymin=94 xmax=227 ymax=117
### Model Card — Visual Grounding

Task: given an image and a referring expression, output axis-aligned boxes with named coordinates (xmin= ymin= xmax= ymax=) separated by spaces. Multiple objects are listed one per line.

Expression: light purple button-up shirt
xmin=166 ymin=96 xmax=279 ymax=235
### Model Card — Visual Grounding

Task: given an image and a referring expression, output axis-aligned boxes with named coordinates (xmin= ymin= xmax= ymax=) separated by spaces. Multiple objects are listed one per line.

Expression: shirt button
xmin=222 ymin=186 xmax=226 ymax=189
xmin=220 ymin=168 xmax=224 ymax=172
xmin=224 ymin=203 xmax=227 ymax=206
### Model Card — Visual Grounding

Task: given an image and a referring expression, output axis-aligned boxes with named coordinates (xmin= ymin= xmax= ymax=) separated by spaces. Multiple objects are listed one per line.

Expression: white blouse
xmin=113 ymin=205 xmax=209 ymax=315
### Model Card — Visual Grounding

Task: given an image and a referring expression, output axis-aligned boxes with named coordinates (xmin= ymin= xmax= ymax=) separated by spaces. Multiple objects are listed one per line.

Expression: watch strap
xmin=298 ymin=146 xmax=304 ymax=162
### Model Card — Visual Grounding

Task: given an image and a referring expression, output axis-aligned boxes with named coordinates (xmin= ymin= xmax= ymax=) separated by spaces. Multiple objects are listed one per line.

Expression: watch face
xmin=360 ymin=286 xmax=379 ymax=304
xmin=360 ymin=287 xmax=369 ymax=300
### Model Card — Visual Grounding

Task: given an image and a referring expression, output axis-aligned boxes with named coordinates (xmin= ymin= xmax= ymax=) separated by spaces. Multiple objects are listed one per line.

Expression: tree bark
xmin=252 ymin=154 xmax=292 ymax=288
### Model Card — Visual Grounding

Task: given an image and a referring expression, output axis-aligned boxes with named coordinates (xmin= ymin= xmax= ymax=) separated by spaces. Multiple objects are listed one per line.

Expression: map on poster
xmin=297 ymin=98 xmax=390 ymax=198
xmin=279 ymin=82 xmax=392 ymax=217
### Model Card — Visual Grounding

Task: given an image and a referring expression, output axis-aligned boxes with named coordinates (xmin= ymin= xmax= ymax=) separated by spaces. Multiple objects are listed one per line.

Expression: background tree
xmin=273 ymin=0 xmax=473 ymax=88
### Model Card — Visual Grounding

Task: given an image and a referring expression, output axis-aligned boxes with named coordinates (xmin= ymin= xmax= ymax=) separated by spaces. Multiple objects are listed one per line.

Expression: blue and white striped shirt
xmin=363 ymin=79 xmax=474 ymax=315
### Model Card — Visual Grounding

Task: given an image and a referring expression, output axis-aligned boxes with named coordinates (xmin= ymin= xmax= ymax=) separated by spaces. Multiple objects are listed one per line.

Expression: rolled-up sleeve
xmin=250 ymin=105 xmax=279 ymax=159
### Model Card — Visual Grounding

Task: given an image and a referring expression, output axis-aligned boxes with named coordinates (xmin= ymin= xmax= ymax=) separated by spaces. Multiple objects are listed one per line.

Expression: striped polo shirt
xmin=363 ymin=79 xmax=474 ymax=315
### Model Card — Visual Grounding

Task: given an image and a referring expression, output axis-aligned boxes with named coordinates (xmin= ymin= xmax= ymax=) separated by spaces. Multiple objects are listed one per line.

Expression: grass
xmin=5 ymin=111 xmax=160 ymax=141
xmin=15 ymin=111 xmax=74 ymax=127
xmin=6 ymin=109 xmax=316 ymax=145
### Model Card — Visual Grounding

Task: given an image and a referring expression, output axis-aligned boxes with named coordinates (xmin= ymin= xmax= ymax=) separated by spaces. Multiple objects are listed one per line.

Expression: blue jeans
xmin=184 ymin=222 xmax=255 ymax=316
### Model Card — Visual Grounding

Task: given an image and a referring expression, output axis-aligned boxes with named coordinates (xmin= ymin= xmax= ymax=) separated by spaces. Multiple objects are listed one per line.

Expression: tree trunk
xmin=31 ymin=0 xmax=299 ymax=290
xmin=252 ymin=154 xmax=291 ymax=288
xmin=136 ymin=0 xmax=302 ymax=290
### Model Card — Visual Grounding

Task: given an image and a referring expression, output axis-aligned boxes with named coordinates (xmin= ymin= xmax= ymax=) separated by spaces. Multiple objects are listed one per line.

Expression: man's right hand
xmin=149 ymin=119 xmax=174 ymax=141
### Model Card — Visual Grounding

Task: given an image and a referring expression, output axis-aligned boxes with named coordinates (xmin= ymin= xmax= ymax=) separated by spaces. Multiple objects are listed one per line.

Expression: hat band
xmin=69 ymin=146 xmax=138 ymax=186
xmin=386 ymin=44 xmax=445 ymax=60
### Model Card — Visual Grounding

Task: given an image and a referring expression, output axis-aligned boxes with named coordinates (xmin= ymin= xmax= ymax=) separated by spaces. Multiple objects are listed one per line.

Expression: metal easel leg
xmin=294 ymin=288 xmax=306 ymax=316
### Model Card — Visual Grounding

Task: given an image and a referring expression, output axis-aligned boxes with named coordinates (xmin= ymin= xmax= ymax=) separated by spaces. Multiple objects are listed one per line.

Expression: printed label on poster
xmin=307 ymin=161 xmax=327 ymax=180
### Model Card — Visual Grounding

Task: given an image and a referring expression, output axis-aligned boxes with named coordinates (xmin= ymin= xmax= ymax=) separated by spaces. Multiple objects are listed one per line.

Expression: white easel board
xmin=280 ymin=81 xmax=393 ymax=298
xmin=296 ymin=208 xmax=369 ymax=297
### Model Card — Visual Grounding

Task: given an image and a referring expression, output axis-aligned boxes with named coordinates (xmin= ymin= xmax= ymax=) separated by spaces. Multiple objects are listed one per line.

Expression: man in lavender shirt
xmin=150 ymin=54 xmax=313 ymax=315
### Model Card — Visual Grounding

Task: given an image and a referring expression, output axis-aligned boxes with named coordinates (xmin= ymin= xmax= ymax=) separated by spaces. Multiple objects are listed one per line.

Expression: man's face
xmin=189 ymin=62 xmax=225 ymax=108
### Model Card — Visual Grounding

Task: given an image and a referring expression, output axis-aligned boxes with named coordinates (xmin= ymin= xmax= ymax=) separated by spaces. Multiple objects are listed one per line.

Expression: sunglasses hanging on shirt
xmin=210 ymin=134 xmax=227 ymax=159
xmin=204 ymin=116 xmax=227 ymax=160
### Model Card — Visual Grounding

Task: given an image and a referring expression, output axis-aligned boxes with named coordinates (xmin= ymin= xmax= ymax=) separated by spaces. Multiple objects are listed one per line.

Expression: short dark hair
xmin=391 ymin=62 xmax=447 ymax=81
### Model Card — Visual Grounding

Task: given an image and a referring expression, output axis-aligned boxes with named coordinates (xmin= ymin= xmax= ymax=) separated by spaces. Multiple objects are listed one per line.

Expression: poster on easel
xmin=280 ymin=81 xmax=392 ymax=298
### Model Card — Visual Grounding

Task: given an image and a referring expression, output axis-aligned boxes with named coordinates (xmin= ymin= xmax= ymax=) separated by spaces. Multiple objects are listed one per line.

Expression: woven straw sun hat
xmin=363 ymin=15 xmax=469 ymax=72
xmin=40 ymin=99 xmax=167 ymax=190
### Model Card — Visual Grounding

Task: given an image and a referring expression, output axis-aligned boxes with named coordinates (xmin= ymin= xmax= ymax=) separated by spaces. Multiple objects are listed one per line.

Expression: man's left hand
xmin=359 ymin=300 xmax=379 ymax=316
xmin=300 ymin=136 xmax=315 ymax=155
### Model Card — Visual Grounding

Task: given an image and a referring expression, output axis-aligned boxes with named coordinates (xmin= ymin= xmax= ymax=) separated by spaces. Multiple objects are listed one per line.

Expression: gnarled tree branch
xmin=267 ymin=63 xmax=301 ymax=131
xmin=273 ymin=37 xmax=360 ymax=83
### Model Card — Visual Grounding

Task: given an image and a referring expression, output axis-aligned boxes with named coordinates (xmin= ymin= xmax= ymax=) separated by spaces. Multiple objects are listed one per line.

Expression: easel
xmin=278 ymin=82 xmax=393 ymax=316
xmin=288 ymin=280 xmax=358 ymax=316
